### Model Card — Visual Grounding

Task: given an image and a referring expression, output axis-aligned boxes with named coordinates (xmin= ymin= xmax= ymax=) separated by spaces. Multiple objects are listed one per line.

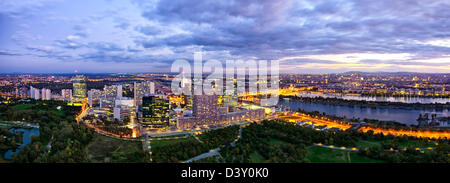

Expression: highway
xmin=273 ymin=111 xmax=450 ymax=139
xmin=75 ymin=106 xmax=90 ymax=123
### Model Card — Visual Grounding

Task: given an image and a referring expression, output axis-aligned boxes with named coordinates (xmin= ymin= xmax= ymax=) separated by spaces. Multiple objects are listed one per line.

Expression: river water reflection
xmin=279 ymin=99 xmax=449 ymax=125
xmin=296 ymin=91 xmax=450 ymax=104
xmin=3 ymin=128 xmax=40 ymax=160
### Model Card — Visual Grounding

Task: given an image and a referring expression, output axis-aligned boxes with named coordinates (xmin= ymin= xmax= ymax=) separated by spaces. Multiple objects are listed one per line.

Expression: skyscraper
xmin=88 ymin=89 xmax=103 ymax=107
xmin=193 ymin=94 xmax=218 ymax=117
xmin=222 ymin=90 xmax=238 ymax=108
xmin=117 ymin=85 xmax=123 ymax=98
xmin=134 ymin=81 xmax=155 ymax=106
xmin=141 ymin=95 xmax=170 ymax=128
xmin=113 ymin=98 xmax=135 ymax=121
xmin=114 ymin=107 xmax=121 ymax=120
xmin=177 ymin=93 xmax=265 ymax=130
xmin=103 ymin=85 xmax=117 ymax=98
xmin=30 ymin=86 xmax=35 ymax=99
xmin=41 ymin=88 xmax=46 ymax=100
xmin=42 ymin=88 xmax=51 ymax=100
xmin=30 ymin=87 xmax=40 ymax=100
xmin=61 ymin=89 xmax=72 ymax=102
xmin=72 ymin=75 xmax=87 ymax=103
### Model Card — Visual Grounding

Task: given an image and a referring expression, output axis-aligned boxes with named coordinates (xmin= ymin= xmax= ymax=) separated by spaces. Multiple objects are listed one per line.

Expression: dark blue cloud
xmin=2 ymin=0 xmax=449 ymax=73
xmin=136 ymin=25 xmax=162 ymax=35
xmin=133 ymin=0 xmax=450 ymax=62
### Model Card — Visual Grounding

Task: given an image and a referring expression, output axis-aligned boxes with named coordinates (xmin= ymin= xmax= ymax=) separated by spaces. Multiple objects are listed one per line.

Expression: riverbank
xmin=278 ymin=98 xmax=448 ymax=126
xmin=282 ymin=96 xmax=450 ymax=110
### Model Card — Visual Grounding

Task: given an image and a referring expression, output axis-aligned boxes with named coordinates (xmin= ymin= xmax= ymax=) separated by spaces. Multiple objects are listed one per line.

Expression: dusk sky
xmin=0 ymin=0 xmax=449 ymax=74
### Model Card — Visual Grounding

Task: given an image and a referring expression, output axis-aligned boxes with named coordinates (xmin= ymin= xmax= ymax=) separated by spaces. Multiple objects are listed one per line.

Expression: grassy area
xmin=151 ymin=136 xmax=207 ymax=163
xmin=249 ymin=151 xmax=265 ymax=163
xmin=54 ymin=109 xmax=65 ymax=116
xmin=397 ymin=140 xmax=435 ymax=149
xmin=356 ymin=139 xmax=436 ymax=149
xmin=14 ymin=104 xmax=33 ymax=110
xmin=198 ymin=126 xmax=240 ymax=147
xmin=267 ymin=137 xmax=290 ymax=146
xmin=11 ymin=103 xmax=65 ymax=118
xmin=86 ymin=134 xmax=146 ymax=163
xmin=151 ymin=136 xmax=198 ymax=147
xmin=305 ymin=146 xmax=385 ymax=163
xmin=355 ymin=140 xmax=382 ymax=148
xmin=0 ymin=157 xmax=12 ymax=163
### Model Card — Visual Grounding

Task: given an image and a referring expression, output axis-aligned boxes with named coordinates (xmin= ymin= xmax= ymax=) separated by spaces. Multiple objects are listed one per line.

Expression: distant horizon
xmin=0 ymin=71 xmax=449 ymax=75
xmin=1 ymin=0 xmax=449 ymax=74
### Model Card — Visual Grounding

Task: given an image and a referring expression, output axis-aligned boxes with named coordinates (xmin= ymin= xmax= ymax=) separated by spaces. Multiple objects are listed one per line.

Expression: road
xmin=274 ymin=111 xmax=450 ymax=139
xmin=313 ymin=143 xmax=433 ymax=153
xmin=0 ymin=121 xmax=40 ymax=128
xmin=144 ymin=121 xmax=251 ymax=138
xmin=313 ymin=143 xmax=359 ymax=151
xmin=184 ymin=148 xmax=221 ymax=163
xmin=193 ymin=134 xmax=203 ymax=143
xmin=185 ymin=122 xmax=248 ymax=162
xmin=273 ymin=112 xmax=353 ymax=130
xmin=149 ymin=135 xmax=189 ymax=141
xmin=230 ymin=125 xmax=244 ymax=147
xmin=75 ymin=106 xmax=90 ymax=122
xmin=145 ymin=134 xmax=153 ymax=162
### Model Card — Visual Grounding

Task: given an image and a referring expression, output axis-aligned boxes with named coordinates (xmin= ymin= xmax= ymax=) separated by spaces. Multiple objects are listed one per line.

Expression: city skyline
xmin=0 ymin=0 xmax=449 ymax=74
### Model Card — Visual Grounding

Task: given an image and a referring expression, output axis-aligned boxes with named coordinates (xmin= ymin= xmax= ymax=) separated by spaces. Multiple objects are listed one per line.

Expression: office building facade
xmin=141 ymin=95 xmax=170 ymax=128
xmin=72 ymin=75 xmax=87 ymax=103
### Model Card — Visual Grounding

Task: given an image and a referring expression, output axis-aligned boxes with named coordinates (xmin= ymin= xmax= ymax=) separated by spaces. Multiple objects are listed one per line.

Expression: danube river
xmin=278 ymin=99 xmax=449 ymax=125
xmin=296 ymin=92 xmax=450 ymax=104
xmin=3 ymin=128 xmax=40 ymax=160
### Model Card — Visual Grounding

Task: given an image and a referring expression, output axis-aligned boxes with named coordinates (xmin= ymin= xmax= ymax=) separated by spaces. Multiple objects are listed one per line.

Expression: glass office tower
xmin=141 ymin=95 xmax=170 ymax=128
xmin=72 ymin=75 xmax=87 ymax=103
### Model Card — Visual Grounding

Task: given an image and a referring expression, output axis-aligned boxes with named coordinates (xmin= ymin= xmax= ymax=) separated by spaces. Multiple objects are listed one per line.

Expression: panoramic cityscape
xmin=0 ymin=71 xmax=448 ymax=163
xmin=0 ymin=0 xmax=449 ymax=168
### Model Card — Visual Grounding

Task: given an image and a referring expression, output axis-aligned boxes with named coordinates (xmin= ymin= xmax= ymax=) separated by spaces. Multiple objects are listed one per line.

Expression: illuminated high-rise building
xmin=141 ymin=95 xmax=170 ymax=128
xmin=41 ymin=88 xmax=46 ymax=100
xmin=222 ymin=89 xmax=238 ymax=108
xmin=117 ymin=85 xmax=123 ymax=98
xmin=88 ymin=89 xmax=103 ymax=107
xmin=103 ymin=85 xmax=117 ymax=98
xmin=30 ymin=86 xmax=40 ymax=100
xmin=113 ymin=97 xmax=135 ymax=121
xmin=30 ymin=86 xmax=35 ymax=99
xmin=134 ymin=81 xmax=155 ymax=106
xmin=72 ymin=75 xmax=87 ymax=103
xmin=46 ymin=89 xmax=51 ymax=100
xmin=193 ymin=94 xmax=218 ymax=117
xmin=177 ymin=93 xmax=265 ymax=130
xmin=61 ymin=89 xmax=72 ymax=102
xmin=41 ymin=88 xmax=51 ymax=100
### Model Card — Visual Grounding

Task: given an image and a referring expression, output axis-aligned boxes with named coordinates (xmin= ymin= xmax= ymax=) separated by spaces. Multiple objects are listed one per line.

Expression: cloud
xmin=133 ymin=0 xmax=450 ymax=63
xmin=1 ymin=0 xmax=450 ymax=73
xmin=136 ymin=25 xmax=162 ymax=35
xmin=55 ymin=39 xmax=84 ymax=49
xmin=0 ymin=49 xmax=24 ymax=56
xmin=87 ymin=42 xmax=124 ymax=52
xmin=26 ymin=45 xmax=54 ymax=53
xmin=115 ymin=22 xmax=131 ymax=30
